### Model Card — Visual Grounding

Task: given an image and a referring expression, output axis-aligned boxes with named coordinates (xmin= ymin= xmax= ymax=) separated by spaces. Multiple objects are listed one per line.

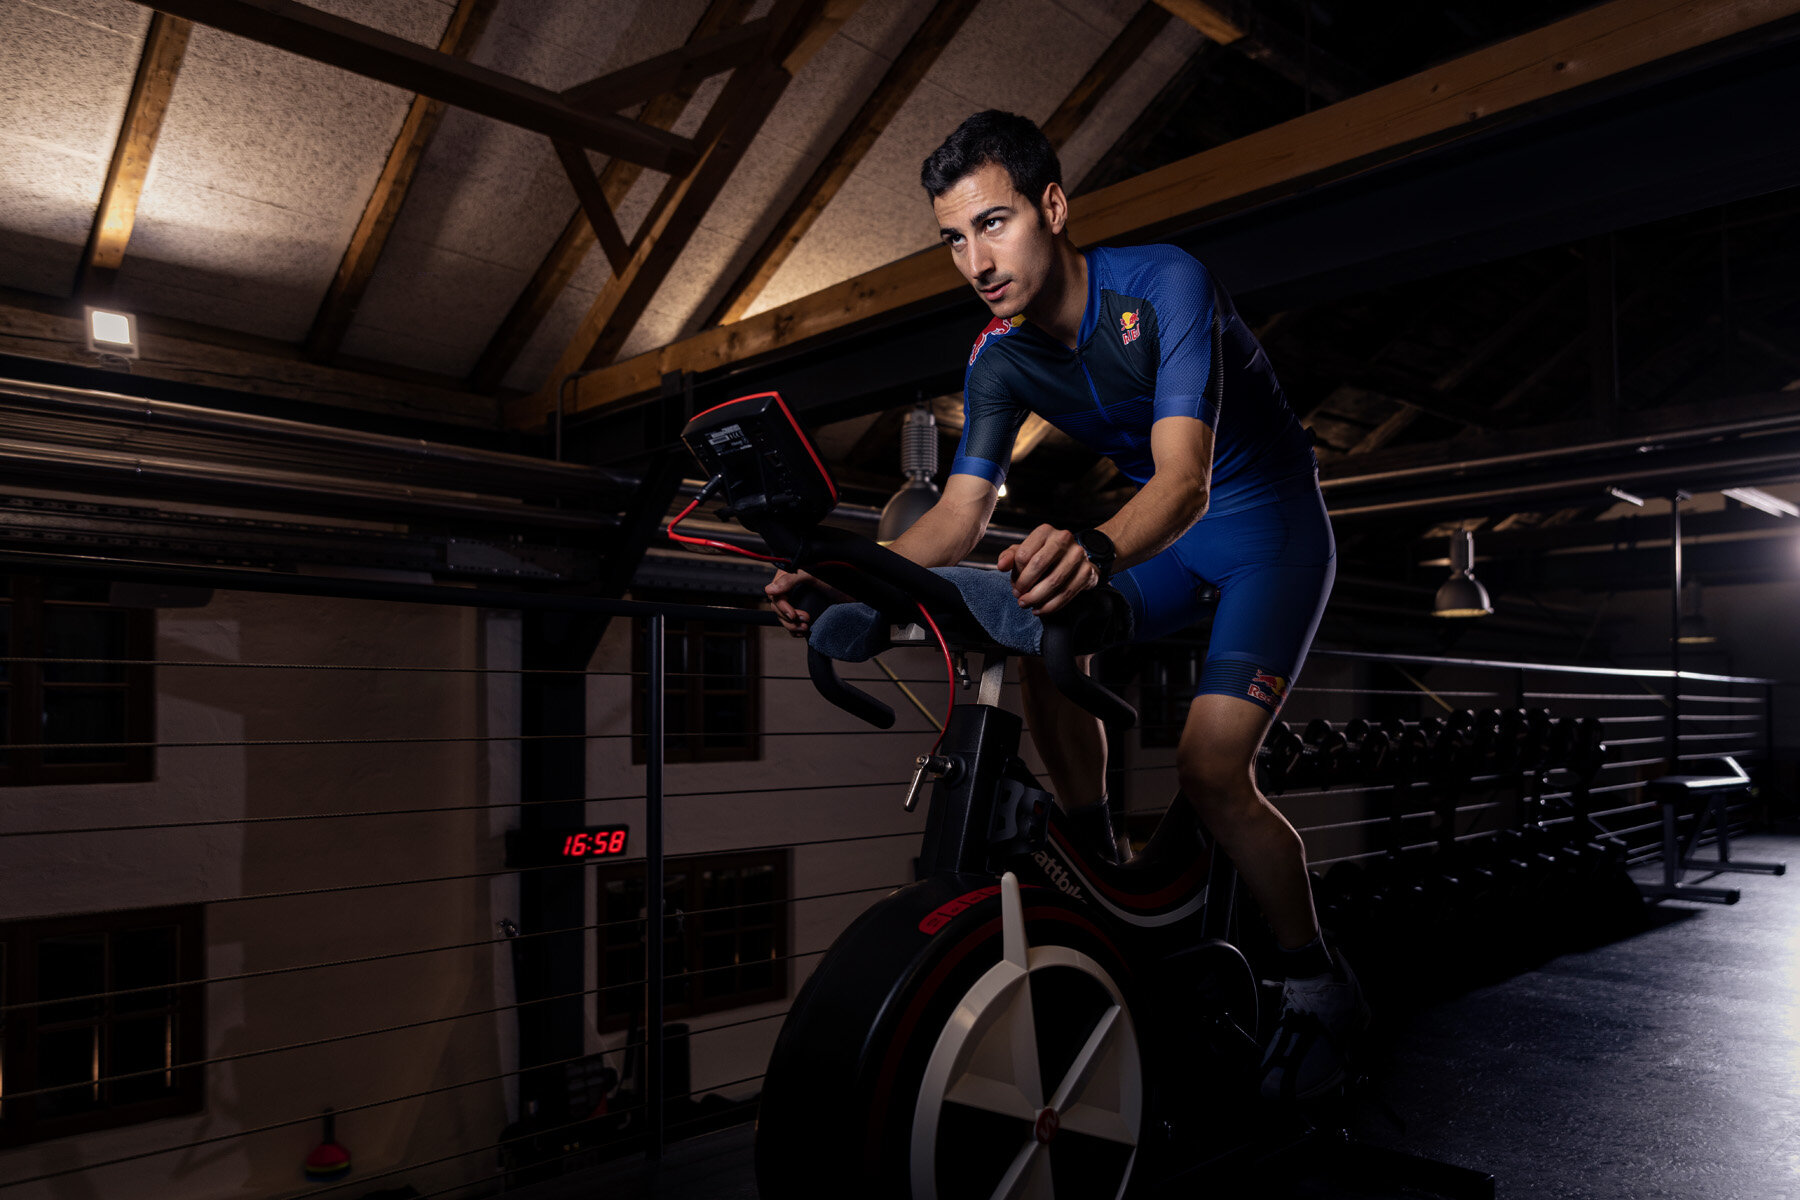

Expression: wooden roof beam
xmin=713 ymin=0 xmax=1169 ymax=330
xmin=514 ymin=0 xmax=1800 ymax=430
xmin=1073 ymin=41 xmax=1221 ymax=196
xmin=465 ymin=0 xmax=760 ymax=395
xmin=1153 ymin=0 xmax=1359 ymax=104
xmin=707 ymin=0 xmax=983 ymax=328
xmin=0 ymin=289 xmax=496 ymax=428
xmin=550 ymin=140 xmax=631 ymax=276
xmin=1040 ymin=3 xmax=1173 ymax=149
xmin=560 ymin=18 xmax=772 ymax=113
xmin=535 ymin=0 xmax=842 ymax=388
xmin=304 ymin=0 xmax=498 ymax=362
xmin=130 ymin=0 xmax=700 ymax=171
xmin=77 ymin=12 xmax=193 ymax=298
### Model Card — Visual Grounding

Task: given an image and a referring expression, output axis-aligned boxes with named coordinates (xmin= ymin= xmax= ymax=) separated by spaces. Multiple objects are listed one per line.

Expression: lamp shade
xmin=1433 ymin=573 xmax=1492 ymax=618
xmin=877 ymin=479 xmax=939 ymax=543
xmin=1433 ymin=529 xmax=1492 ymax=618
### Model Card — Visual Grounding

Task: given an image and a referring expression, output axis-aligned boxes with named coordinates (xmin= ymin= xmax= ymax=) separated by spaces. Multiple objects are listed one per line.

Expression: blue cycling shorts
xmin=1113 ymin=475 xmax=1334 ymax=714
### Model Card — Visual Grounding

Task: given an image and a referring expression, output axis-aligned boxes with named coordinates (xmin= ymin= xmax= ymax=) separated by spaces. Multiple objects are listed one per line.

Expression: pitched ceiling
xmin=0 ymin=0 xmax=1201 ymax=402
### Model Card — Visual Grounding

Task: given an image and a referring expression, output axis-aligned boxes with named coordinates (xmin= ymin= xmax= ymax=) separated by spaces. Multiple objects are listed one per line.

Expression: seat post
xmin=977 ymin=653 xmax=1008 ymax=707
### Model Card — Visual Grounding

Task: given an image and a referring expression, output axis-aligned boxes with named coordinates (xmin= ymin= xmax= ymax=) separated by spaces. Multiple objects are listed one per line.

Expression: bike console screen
xmin=681 ymin=391 xmax=837 ymax=530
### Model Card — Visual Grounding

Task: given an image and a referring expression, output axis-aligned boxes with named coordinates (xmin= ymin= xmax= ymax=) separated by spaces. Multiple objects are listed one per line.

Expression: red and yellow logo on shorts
xmin=1119 ymin=310 xmax=1141 ymax=346
xmin=1247 ymin=670 xmax=1289 ymax=708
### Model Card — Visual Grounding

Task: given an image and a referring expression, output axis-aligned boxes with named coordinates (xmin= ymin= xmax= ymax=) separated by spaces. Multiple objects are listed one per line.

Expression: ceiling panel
xmin=0 ymin=0 xmax=150 ymax=295
xmin=113 ymin=0 xmax=453 ymax=340
xmin=341 ymin=0 xmax=707 ymax=378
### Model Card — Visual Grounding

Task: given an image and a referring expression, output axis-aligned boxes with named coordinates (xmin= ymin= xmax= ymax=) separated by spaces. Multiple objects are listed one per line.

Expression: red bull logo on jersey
xmin=1119 ymin=310 xmax=1141 ymax=346
xmin=1248 ymin=670 xmax=1289 ymax=708
xmin=969 ymin=314 xmax=1024 ymax=365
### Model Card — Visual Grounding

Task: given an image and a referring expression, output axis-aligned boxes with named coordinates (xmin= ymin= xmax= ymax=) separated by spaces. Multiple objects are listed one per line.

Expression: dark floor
xmin=540 ymin=833 xmax=1800 ymax=1199
xmin=1347 ymin=831 xmax=1800 ymax=1200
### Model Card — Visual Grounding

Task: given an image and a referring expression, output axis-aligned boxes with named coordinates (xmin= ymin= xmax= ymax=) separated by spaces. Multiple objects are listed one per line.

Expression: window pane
xmin=701 ymin=695 xmax=750 ymax=750
xmin=39 ymin=934 xmax=106 ymax=1024
xmin=663 ymin=871 xmax=687 ymax=981
xmin=35 ymin=1026 xmax=101 ymax=1118
xmin=701 ymin=868 xmax=738 ymax=913
xmin=40 ymin=580 xmax=110 ymax=604
xmin=110 ymin=1015 xmax=173 ymax=1105
xmin=113 ymin=926 xmax=178 ymax=1013
xmin=740 ymin=865 xmax=776 ymax=905
xmin=41 ymin=607 xmax=129 ymax=684
xmin=699 ymin=931 xmax=738 ymax=998
xmin=601 ymin=877 xmax=646 ymax=998
xmin=701 ymin=634 xmax=746 ymax=679
xmin=41 ymin=688 xmax=130 ymax=764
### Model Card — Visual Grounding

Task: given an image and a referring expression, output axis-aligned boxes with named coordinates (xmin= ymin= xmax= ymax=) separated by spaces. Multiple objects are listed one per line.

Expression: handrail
xmin=1311 ymin=647 xmax=1779 ymax=686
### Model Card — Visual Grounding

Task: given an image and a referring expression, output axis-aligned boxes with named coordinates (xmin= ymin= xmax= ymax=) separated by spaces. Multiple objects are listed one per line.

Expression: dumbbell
xmin=1353 ymin=728 xmax=1393 ymax=783
xmin=1547 ymin=716 xmax=1580 ymax=768
xmin=1570 ymin=717 xmax=1608 ymax=778
xmin=1258 ymin=720 xmax=1304 ymax=791
xmin=1491 ymin=708 xmax=1528 ymax=773
xmin=1519 ymin=708 xmax=1553 ymax=770
xmin=1284 ymin=719 xmax=1348 ymax=789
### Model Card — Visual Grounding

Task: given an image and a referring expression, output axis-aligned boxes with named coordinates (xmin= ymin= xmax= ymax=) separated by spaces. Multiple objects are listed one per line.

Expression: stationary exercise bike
xmin=671 ymin=392 xmax=1493 ymax=1200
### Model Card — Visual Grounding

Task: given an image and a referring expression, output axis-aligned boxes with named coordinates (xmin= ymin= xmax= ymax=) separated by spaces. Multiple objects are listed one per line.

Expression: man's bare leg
xmin=1175 ymin=693 xmax=1319 ymax=949
xmin=1017 ymin=653 xmax=1106 ymax=809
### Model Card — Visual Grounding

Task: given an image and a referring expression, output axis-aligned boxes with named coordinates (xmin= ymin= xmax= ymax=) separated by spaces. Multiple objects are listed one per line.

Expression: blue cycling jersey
xmin=951 ymin=244 xmax=1316 ymax=517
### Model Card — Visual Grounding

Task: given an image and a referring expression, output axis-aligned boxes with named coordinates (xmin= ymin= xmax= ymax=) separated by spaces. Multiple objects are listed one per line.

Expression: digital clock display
xmin=560 ymin=828 xmax=628 ymax=858
xmin=505 ymin=826 xmax=632 ymax=868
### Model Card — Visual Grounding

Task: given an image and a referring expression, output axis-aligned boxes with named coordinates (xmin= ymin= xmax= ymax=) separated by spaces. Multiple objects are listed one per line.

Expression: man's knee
xmin=1175 ymin=744 xmax=1257 ymax=816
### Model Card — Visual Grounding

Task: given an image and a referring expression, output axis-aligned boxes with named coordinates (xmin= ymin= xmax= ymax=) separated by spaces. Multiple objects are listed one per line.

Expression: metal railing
xmin=0 ymin=550 xmax=1786 ymax=1197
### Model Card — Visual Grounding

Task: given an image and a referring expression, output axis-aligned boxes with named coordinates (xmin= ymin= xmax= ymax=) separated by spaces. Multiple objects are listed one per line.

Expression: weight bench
xmin=1638 ymin=756 xmax=1786 ymax=905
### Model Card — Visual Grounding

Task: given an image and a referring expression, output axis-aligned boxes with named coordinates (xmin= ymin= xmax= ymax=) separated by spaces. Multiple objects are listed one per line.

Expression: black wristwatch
xmin=1073 ymin=528 xmax=1116 ymax=586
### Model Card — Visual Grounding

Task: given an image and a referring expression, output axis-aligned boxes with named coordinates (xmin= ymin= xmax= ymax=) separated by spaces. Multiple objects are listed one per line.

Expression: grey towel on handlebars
xmin=807 ymin=566 xmax=1041 ymax=661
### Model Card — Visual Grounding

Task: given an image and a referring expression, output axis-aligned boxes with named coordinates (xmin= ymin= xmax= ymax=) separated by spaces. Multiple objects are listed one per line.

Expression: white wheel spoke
xmin=1047 ymin=1005 xmax=1121 ymax=1113
xmin=1048 ymin=1005 xmax=1141 ymax=1148
xmin=945 ymin=1072 xmax=1038 ymax=1121
xmin=1056 ymin=1101 xmax=1137 ymax=1146
xmin=990 ymin=1139 xmax=1054 ymax=1200
xmin=947 ymin=963 xmax=1043 ymax=1113
xmin=911 ymin=884 xmax=1141 ymax=1200
xmin=1000 ymin=871 xmax=1028 ymax=970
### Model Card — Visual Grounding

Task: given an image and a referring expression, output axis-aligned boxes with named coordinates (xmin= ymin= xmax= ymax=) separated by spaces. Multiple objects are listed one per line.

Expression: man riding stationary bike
xmin=768 ymin=111 xmax=1365 ymax=1102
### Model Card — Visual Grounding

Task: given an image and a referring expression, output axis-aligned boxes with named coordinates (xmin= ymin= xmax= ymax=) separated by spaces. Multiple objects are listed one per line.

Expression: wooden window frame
xmin=1 ymin=576 xmax=155 ymax=787
xmin=594 ymin=848 xmax=789 ymax=1033
xmin=629 ymin=612 xmax=761 ymax=765
xmin=0 ymin=905 xmax=206 ymax=1146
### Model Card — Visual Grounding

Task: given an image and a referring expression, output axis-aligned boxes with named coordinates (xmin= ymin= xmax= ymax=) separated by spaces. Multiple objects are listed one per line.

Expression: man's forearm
xmin=886 ymin=494 xmax=986 ymax=568
xmin=1095 ymin=472 xmax=1208 ymax=572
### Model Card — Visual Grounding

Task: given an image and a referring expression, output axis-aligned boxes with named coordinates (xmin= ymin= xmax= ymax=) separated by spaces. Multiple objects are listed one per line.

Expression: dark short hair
xmin=920 ymin=110 xmax=1062 ymax=206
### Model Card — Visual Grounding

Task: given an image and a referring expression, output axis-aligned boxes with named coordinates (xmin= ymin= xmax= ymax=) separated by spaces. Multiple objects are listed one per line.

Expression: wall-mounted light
xmin=85 ymin=306 xmax=138 ymax=358
xmin=1432 ymin=529 xmax=1492 ymax=618
xmin=1722 ymin=486 xmax=1800 ymax=518
xmin=1607 ymin=485 xmax=1646 ymax=507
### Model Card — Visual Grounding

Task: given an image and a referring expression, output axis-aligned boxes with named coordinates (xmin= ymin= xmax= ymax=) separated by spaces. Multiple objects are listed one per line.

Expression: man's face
xmin=932 ymin=161 xmax=1058 ymax=320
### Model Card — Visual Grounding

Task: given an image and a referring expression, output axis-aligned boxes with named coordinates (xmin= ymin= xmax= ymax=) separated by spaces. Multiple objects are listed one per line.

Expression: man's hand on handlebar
xmin=766 ymin=568 xmax=846 ymax=636
xmin=998 ymin=525 xmax=1099 ymax=616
